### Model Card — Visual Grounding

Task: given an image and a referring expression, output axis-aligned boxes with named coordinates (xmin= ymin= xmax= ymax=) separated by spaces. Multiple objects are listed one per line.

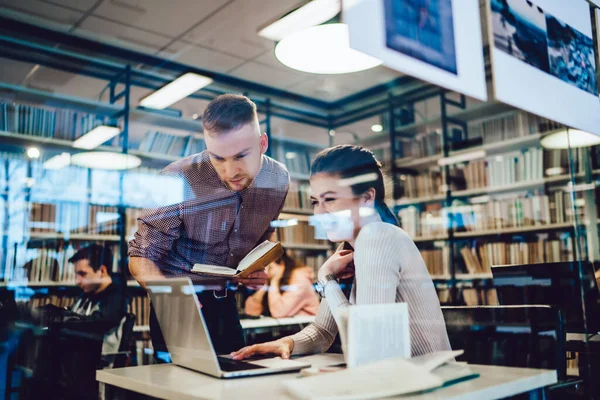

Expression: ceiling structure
xmin=0 ymin=0 xmax=420 ymax=145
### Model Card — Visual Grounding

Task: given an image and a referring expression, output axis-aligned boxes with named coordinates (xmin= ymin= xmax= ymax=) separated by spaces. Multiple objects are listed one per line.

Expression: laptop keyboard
xmin=217 ymin=357 xmax=266 ymax=372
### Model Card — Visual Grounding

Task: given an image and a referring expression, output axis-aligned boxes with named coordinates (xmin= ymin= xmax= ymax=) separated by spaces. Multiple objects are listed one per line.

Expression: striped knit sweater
xmin=290 ymin=221 xmax=451 ymax=357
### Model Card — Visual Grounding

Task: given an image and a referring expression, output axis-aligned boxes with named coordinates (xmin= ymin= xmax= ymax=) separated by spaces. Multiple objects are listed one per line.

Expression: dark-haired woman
xmin=232 ymin=145 xmax=450 ymax=360
xmin=244 ymin=252 xmax=319 ymax=318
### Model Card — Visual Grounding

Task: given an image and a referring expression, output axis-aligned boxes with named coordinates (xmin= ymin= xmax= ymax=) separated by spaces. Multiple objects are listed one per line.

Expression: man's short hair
xmin=68 ymin=244 xmax=113 ymax=272
xmin=202 ymin=94 xmax=258 ymax=135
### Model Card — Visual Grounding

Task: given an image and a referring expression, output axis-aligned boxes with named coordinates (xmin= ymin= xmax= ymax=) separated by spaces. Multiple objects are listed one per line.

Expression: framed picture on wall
xmin=383 ymin=0 xmax=458 ymax=75
xmin=343 ymin=0 xmax=488 ymax=101
xmin=486 ymin=0 xmax=600 ymax=135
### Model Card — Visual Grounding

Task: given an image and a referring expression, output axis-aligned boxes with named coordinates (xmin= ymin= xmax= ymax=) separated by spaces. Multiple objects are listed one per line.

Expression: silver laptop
xmin=146 ymin=278 xmax=311 ymax=378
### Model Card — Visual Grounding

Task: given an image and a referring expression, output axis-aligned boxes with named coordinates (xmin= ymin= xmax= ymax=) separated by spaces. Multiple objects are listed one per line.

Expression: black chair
xmin=101 ymin=313 xmax=137 ymax=369
xmin=442 ymin=305 xmax=584 ymax=399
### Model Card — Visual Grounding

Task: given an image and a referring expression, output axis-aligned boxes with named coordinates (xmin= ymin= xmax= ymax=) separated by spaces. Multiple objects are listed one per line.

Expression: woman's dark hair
xmin=261 ymin=251 xmax=303 ymax=317
xmin=310 ymin=144 xmax=399 ymax=226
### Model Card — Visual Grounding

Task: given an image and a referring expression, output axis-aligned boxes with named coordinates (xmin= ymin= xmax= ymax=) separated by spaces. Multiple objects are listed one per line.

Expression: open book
xmin=191 ymin=241 xmax=283 ymax=278
xmin=335 ymin=303 xmax=411 ymax=368
xmin=283 ymin=350 xmax=478 ymax=400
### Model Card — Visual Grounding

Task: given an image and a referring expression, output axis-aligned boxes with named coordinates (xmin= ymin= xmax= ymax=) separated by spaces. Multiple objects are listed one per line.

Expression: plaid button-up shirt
xmin=128 ymin=151 xmax=289 ymax=281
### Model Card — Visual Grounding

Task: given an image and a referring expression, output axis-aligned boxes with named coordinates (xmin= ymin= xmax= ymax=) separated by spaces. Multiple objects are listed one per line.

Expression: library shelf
xmin=281 ymin=243 xmax=330 ymax=251
xmin=0 ymin=82 xmax=203 ymax=133
xmin=430 ymin=275 xmax=452 ymax=281
xmin=28 ymin=233 xmax=121 ymax=242
xmin=400 ymin=133 xmax=545 ymax=171
xmin=0 ymin=131 xmax=182 ymax=165
xmin=455 ymin=273 xmax=494 ymax=280
xmin=412 ymin=235 xmax=449 ymax=243
xmin=453 ymin=222 xmax=576 ymax=238
xmin=452 ymin=174 xmax=576 ymax=198
xmin=360 ymin=101 xmax=512 ymax=146
xmin=281 ymin=208 xmax=313 ymax=216
xmin=0 ymin=280 xmax=141 ymax=287
xmin=133 ymin=325 xmax=150 ymax=333
xmin=395 ymin=194 xmax=447 ymax=207
xmin=395 ymin=154 xmax=443 ymax=169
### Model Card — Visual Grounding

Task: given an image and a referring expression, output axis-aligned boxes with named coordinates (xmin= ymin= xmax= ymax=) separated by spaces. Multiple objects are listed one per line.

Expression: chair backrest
xmin=118 ymin=313 xmax=136 ymax=353
xmin=442 ymin=305 xmax=566 ymax=380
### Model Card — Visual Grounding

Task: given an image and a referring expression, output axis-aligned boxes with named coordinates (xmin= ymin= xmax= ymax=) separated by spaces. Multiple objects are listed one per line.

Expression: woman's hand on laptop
xmin=234 ymin=270 xmax=268 ymax=290
xmin=230 ymin=337 xmax=294 ymax=360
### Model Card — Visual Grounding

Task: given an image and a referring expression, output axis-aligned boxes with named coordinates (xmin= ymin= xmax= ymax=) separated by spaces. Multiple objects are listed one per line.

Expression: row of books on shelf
xmin=453 ymin=192 xmax=581 ymax=232
xmin=393 ymin=111 xmax=563 ymax=160
xmin=275 ymin=221 xmax=327 ymax=245
xmin=399 ymin=170 xmax=443 ymax=199
xmin=422 ymin=248 xmax=450 ymax=276
xmin=283 ymin=181 xmax=312 ymax=211
xmin=130 ymin=295 xmax=150 ymax=328
xmin=22 ymin=294 xmax=150 ymax=330
xmin=398 ymin=147 xmax=581 ymax=199
xmin=482 ymin=147 xmax=544 ymax=188
xmin=468 ymin=111 xmax=563 ymax=145
xmin=0 ymin=102 xmax=104 ymax=140
xmin=3 ymin=244 xmax=120 ymax=284
xmin=397 ymin=130 xmax=441 ymax=159
xmin=399 ymin=192 xmax=581 ymax=237
xmin=26 ymin=295 xmax=78 ymax=309
xmin=29 ymin=202 xmax=120 ymax=235
xmin=434 ymin=287 xmax=498 ymax=306
xmin=461 ymin=288 xmax=498 ymax=306
xmin=459 ymin=238 xmax=575 ymax=274
xmin=419 ymin=238 xmax=574 ymax=279
xmin=137 ymin=131 xmax=205 ymax=157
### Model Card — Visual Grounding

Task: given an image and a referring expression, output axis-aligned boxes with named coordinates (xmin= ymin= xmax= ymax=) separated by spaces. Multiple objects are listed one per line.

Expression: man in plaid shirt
xmin=128 ymin=94 xmax=289 ymax=355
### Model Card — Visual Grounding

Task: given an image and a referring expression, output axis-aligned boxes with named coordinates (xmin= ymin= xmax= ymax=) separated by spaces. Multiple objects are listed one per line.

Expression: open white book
xmin=335 ymin=303 xmax=411 ymax=368
xmin=283 ymin=350 xmax=475 ymax=400
xmin=191 ymin=241 xmax=283 ymax=278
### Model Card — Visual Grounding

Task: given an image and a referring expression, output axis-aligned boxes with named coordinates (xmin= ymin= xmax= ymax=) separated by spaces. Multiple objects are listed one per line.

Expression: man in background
xmin=67 ymin=244 xmax=127 ymax=338
xmin=128 ymin=94 xmax=290 ymax=356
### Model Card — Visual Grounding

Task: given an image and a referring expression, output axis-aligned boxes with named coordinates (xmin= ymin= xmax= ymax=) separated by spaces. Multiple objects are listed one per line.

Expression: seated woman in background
xmin=232 ymin=144 xmax=450 ymax=360
xmin=244 ymin=251 xmax=319 ymax=318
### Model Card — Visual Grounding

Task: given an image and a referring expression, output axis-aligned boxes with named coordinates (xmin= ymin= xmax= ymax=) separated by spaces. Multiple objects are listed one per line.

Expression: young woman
xmin=231 ymin=145 xmax=451 ymax=360
xmin=244 ymin=252 xmax=319 ymax=318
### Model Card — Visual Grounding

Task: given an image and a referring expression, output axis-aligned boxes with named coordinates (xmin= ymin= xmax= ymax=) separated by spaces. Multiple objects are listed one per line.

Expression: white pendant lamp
xmin=274 ymin=23 xmax=382 ymax=74
xmin=71 ymin=151 xmax=141 ymax=170
xmin=540 ymin=129 xmax=600 ymax=149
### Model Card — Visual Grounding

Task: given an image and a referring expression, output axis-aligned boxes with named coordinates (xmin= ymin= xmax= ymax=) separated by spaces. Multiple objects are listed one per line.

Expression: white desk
xmin=240 ymin=316 xmax=315 ymax=330
xmin=97 ymin=354 xmax=557 ymax=400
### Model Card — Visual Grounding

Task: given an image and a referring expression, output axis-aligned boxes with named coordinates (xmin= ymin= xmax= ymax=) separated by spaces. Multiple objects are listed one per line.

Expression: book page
xmin=347 ymin=303 xmax=410 ymax=368
xmin=282 ymin=356 xmax=442 ymax=400
xmin=407 ymin=350 xmax=463 ymax=372
xmin=191 ymin=264 xmax=237 ymax=276
xmin=336 ymin=308 xmax=350 ymax=365
xmin=237 ymin=240 xmax=276 ymax=271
